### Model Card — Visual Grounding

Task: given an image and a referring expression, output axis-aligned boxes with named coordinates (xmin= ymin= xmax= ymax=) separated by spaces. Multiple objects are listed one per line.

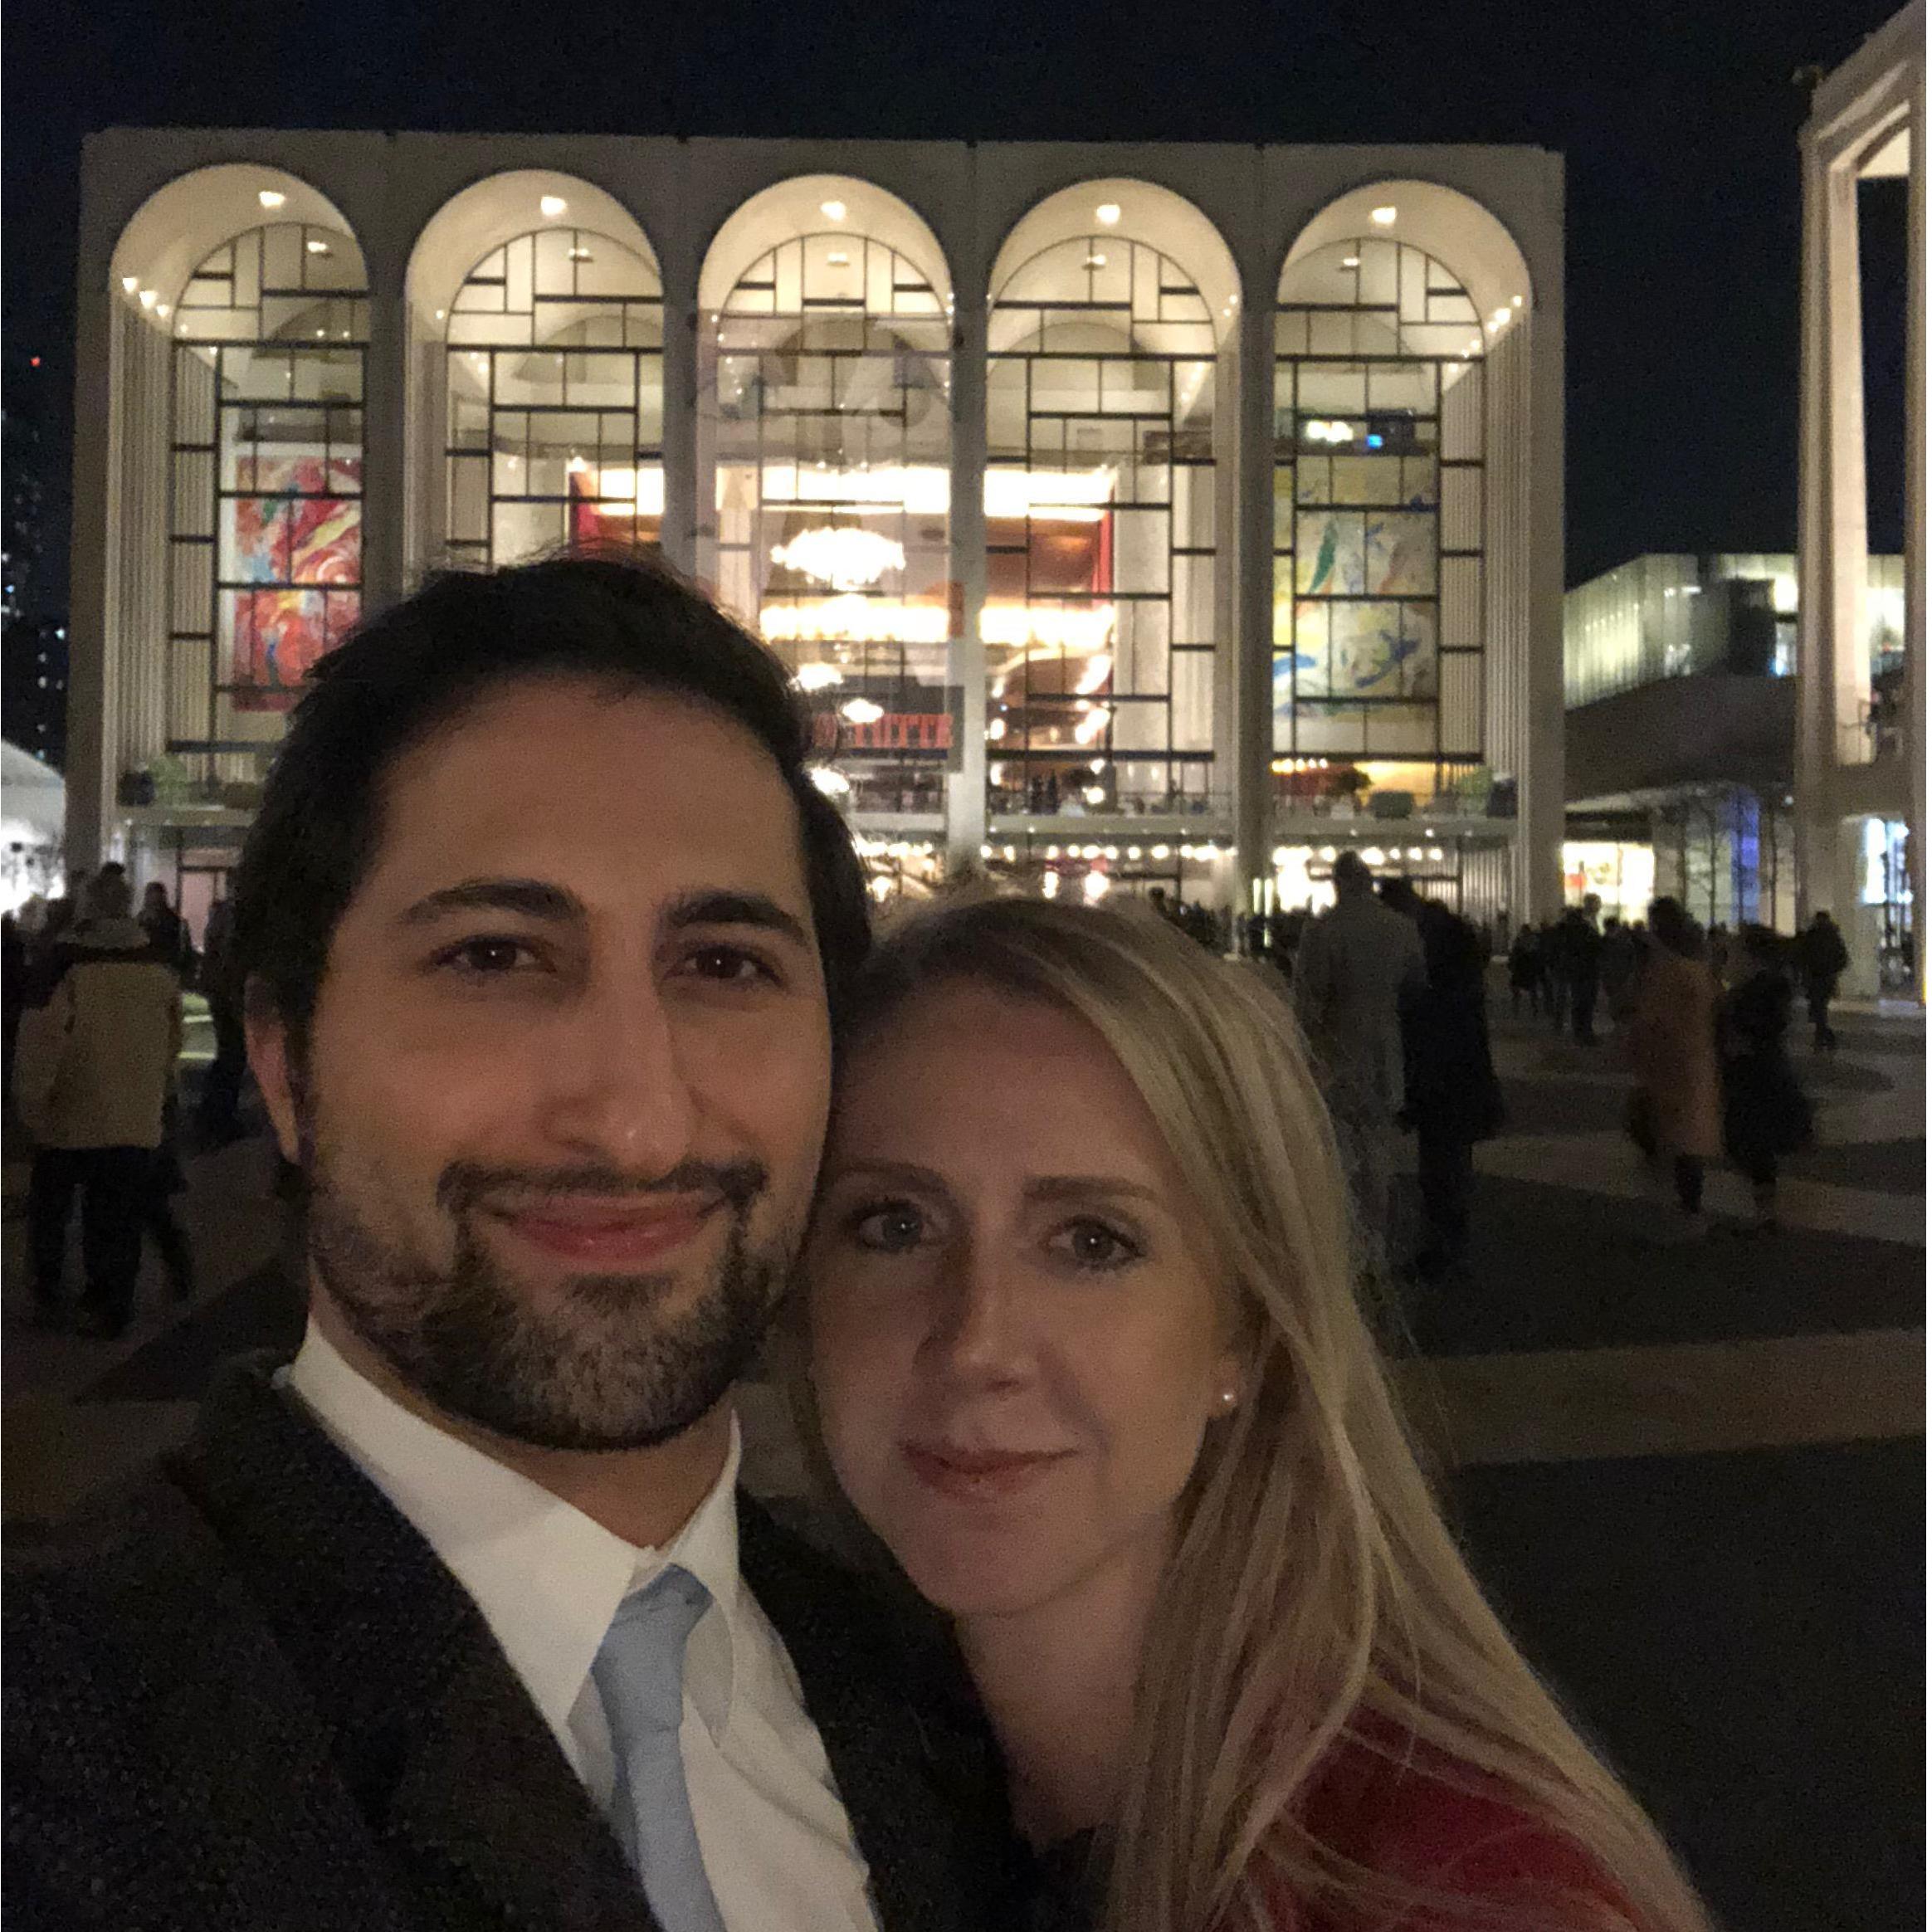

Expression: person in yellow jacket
xmin=1624 ymin=896 xmax=1723 ymax=1242
xmin=14 ymin=868 xmax=183 ymax=1336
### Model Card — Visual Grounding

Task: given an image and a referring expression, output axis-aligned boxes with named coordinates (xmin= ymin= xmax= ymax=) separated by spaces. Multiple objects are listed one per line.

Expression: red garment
xmin=1261 ymin=1734 xmax=1639 ymax=1930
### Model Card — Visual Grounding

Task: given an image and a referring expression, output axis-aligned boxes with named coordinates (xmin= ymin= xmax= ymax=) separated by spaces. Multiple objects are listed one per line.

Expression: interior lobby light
xmin=820 ymin=199 xmax=847 ymax=221
xmin=1512 ymin=294 xmax=1524 ymax=308
xmin=1095 ymin=202 xmax=1121 ymax=225
xmin=770 ymin=526 xmax=906 ymax=590
xmin=1085 ymin=253 xmax=1107 ymax=269
xmin=120 ymin=276 xmax=138 ymax=294
xmin=138 ymin=290 xmax=157 ymax=309
xmin=568 ymin=246 xmax=593 ymax=261
xmin=793 ymin=662 xmax=844 ymax=691
xmin=258 ymin=189 xmax=286 ymax=209
xmin=827 ymin=251 xmax=850 ymax=266
xmin=306 ymin=238 xmax=330 ymax=256
xmin=1369 ymin=205 xmax=1397 ymax=226
xmin=1151 ymin=845 xmax=1171 ymax=860
xmin=1341 ymin=256 xmax=1361 ymax=269
xmin=839 ymin=697 xmax=885 ymax=725
xmin=539 ymin=195 xmax=568 ymax=218
xmin=808 ymin=767 xmax=851 ymax=797
xmin=155 ymin=304 xmax=170 ymax=318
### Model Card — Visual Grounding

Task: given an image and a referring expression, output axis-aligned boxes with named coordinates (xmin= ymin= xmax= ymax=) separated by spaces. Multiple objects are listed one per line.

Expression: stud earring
xmin=1218 ymin=1388 xmax=1239 ymax=1412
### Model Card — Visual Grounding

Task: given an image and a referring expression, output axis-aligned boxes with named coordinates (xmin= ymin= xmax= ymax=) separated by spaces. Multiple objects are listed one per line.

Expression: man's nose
xmin=534 ymin=966 xmax=698 ymax=1173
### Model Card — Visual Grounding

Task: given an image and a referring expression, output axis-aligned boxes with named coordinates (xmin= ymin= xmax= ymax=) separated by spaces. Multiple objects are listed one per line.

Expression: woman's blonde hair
xmin=827 ymin=890 xmax=1715 ymax=1932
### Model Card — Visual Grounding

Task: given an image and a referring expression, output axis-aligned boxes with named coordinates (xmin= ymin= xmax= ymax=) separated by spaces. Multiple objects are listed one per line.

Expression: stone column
xmin=66 ymin=276 xmax=115 ymax=868
xmin=1232 ymin=295 xmax=1273 ymax=921
xmin=359 ymin=261 xmax=408 ymax=617
xmin=1907 ymin=83 xmax=1927 ymax=999
xmin=659 ymin=247 xmax=699 ymax=577
xmin=944 ymin=283 xmax=989 ymax=876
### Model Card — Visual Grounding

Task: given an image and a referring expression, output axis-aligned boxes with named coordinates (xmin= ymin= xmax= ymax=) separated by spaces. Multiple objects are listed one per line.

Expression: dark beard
xmin=305 ymin=1150 xmax=792 ymax=1452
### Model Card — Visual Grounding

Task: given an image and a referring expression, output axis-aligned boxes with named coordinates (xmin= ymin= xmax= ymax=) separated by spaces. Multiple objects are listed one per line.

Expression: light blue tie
xmin=592 ymin=1565 xmax=728 ymax=1932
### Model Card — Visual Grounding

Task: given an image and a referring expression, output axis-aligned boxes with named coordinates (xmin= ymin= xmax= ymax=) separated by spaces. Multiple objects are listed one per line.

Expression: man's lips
xmin=901 ymin=1442 xmax=1076 ymax=1500
xmin=484 ymin=1195 xmax=720 ymax=1266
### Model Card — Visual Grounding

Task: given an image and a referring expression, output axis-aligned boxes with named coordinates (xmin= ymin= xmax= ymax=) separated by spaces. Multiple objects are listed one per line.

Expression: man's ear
xmin=244 ymin=978 xmax=303 ymax=1165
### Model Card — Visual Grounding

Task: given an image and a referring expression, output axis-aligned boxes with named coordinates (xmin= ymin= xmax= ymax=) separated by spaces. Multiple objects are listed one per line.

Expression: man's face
xmin=250 ymin=676 xmax=834 ymax=1451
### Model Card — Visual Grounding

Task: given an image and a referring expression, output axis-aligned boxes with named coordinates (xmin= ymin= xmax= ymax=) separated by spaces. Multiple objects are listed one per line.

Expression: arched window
xmin=987 ymin=235 xmax=1221 ymax=821
xmin=711 ymin=232 xmax=952 ymax=816
xmin=1272 ymin=236 xmax=1486 ymax=812
xmin=166 ymin=222 xmax=368 ymax=750
xmin=444 ymin=227 xmax=664 ymax=568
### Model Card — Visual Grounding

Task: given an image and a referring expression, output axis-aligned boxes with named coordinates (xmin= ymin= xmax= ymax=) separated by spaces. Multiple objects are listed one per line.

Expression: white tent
xmin=2 ymin=740 xmax=66 ymax=847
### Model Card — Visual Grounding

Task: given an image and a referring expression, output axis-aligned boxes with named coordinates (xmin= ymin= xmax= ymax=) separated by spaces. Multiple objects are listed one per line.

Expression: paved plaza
xmin=3 ymin=987 xmax=1922 ymax=1932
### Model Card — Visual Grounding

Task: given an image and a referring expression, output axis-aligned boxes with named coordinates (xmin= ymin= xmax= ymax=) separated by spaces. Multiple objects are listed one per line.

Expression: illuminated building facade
xmin=68 ymin=133 xmax=1564 ymax=937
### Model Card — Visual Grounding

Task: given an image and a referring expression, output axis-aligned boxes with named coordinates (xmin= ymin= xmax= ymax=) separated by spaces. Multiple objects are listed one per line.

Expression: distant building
xmin=1564 ymin=552 xmax=1905 ymax=956
xmin=1796 ymin=0 xmax=1923 ymax=998
xmin=65 ymin=129 xmax=1567 ymax=942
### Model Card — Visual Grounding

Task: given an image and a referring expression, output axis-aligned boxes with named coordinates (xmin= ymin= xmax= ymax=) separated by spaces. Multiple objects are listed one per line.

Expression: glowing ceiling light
xmin=1512 ymin=294 xmax=1524 ymax=308
xmin=1075 ymin=652 xmax=1113 ymax=695
xmin=820 ymin=199 xmax=846 ymax=221
xmin=808 ymin=767 xmax=851 ymax=797
xmin=840 ymin=697 xmax=885 ymax=725
xmin=1151 ymin=844 xmax=1171 ymax=860
xmin=1127 ymin=846 xmax=1143 ymax=860
xmin=155 ymin=304 xmax=170 ymax=318
xmin=1095 ymin=202 xmax=1121 ymax=226
xmin=827 ymin=251 xmax=850 ymax=266
xmin=306 ymin=238 xmax=330 ymax=256
xmin=1046 ymin=846 xmax=1061 ymax=859
xmin=539 ymin=195 xmax=568 ymax=218
xmin=138 ymin=289 xmax=157 ymax=309
xmin=1085 ymin=253 xmax=1107 ymax=270
xmin=986 ymin=715 xmax=1007 ymax=740
xmin=120 ymin=276 xmax=138 ymax=294
xmin=769 ymin=526 xmax=906 ymax=591
xmin=1341 ymin=255 xmax=1361 ymax=269
xmin=1083 ymin=870 xmax=1110 ymax=900
xmin=258 ymin=189 xmax=286 ymax=209
xmin=1042 ymin=871 xmax=1061 ymax=899
xmin=434 ymin=309 xmax=446 ymax=321
xmin=981 ymin=845 xmax=995 ymax=859
xmin=1088 ymin=758 xmax=1105 ymax=773
xmin=1369 ymin=205 xmax=1397 ymax=226
xmin=568 ymin=246 xmax=593 ymax=262
xmin=793 ymin=662 xmax=845 ymax=691
xmin=1491 ymin=306 xmax=1510 ymax=326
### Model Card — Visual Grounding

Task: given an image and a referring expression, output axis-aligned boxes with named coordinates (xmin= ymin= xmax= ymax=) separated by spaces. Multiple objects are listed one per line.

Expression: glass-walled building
xmin=71 ymin=134 xmax=1565 ymax=940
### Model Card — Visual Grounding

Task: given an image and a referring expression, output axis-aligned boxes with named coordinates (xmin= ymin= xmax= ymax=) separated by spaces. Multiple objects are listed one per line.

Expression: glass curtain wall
xmin=167 ymin=222 xmax=368 ymax=779
xmin=1272 ymin=238 xmax=1486 ymax=820
xmin=445 ymin=229 xmax=664 ymax=568
xmin=986 ymin=236 xmax=1221 ymax=820
xmin=712 ymin=234 xmax=952 ymax=814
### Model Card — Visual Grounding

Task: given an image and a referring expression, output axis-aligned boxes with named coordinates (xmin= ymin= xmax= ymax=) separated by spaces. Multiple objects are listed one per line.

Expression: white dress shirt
xmin=282 ymin=1326 xmax=880 ymax=1932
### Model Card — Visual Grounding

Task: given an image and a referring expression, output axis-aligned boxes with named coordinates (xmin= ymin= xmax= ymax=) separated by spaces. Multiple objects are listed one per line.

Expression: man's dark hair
xmin=232 ymin=548 xmax=871 ymax=1055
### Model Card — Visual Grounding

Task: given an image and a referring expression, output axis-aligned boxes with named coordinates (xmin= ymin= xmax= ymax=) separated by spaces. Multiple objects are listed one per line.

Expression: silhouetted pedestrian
xmin=1625 ymin=897 xmax=1721 ymax=1242
xmin=1296 ymin=854 xmax=1426 ymax=1281
xmin=196 ymin=891 xmax=248 ymax=1146
xmin=13 ymin=869 xmax=183 ymax=1335
xmin=1506 ymin=922 xmax=1544 ymax=1016
xmin=1793 ymin=910 xmax=1851 ymax=1051
xmin=1720 ymin=925 xmax=1813 ymax=1232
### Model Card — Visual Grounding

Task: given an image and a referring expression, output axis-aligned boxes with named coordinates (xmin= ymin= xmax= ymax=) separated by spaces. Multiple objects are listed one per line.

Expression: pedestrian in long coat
xmin=1625 ymin=897 xmax=1721 ymax=1238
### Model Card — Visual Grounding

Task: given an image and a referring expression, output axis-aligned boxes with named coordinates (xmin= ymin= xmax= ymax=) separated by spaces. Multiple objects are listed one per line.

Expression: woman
xmin=804 ymin=895 xmax=1711 ymax=1932
xmin=1623 ymin=898 xmax=1722 ymax=1242
xmin=1719 ymin=925 xmax=1812 ymax=1232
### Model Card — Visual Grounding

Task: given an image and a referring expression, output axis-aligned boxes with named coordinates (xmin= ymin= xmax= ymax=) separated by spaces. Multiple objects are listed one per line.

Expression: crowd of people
xmin=5 ymin=865 xmax=249 ymax=1337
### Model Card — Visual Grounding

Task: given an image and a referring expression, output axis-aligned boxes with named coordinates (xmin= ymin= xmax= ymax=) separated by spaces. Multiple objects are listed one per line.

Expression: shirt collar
xmin=281 ymin=1324 xmax=745 ymax=1748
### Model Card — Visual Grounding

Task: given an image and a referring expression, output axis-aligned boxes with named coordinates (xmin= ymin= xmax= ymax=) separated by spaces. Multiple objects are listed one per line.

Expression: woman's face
xmin=806 ymin=980 xmax=1241 ymax=1621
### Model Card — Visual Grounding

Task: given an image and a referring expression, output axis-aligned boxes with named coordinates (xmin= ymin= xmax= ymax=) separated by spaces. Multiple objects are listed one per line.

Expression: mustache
xmin=437 ymin=1158 xmax=769 ymax=1217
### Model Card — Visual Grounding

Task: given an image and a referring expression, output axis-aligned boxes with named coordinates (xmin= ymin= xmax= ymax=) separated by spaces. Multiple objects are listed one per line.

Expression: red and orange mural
xmin=227 ymin=455 xmax=361 ymax=710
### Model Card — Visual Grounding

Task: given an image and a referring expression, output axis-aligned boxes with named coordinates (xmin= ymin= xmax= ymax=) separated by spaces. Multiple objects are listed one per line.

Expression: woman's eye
xmin=437 ymin=936 xmax=540 ymax=977
xmin=1048 ymin=1218 xmax=1142 ymax=1271
xmin=846 ymin=1203 xmax=928 ymax=1253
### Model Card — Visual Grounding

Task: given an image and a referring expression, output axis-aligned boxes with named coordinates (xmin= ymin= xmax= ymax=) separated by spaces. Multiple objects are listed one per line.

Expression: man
xmin=1294 ymin=851 xmax=1425 ymax=1281
xmin=13 ymin=866 xmax=183 ymax=1336
xmin=1549 ymin=894 xmax=1605 ymax=1046
xmin=5 ymin=554 xmax=1016 ymax=1931
xmin=1794 ymin=909 xmax=1851 ymax=1051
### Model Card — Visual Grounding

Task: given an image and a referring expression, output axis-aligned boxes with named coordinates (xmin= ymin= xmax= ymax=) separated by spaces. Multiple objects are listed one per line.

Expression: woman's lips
xmin=489 ymin=1197 xmax=717 ymax=1266
xmin=902 ymin=1442 xmax=1075 ymax=1500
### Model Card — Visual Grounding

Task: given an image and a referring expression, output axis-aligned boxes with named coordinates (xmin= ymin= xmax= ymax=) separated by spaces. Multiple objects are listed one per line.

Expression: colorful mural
xmin=227 ymin=455 xmax=361 ymax=710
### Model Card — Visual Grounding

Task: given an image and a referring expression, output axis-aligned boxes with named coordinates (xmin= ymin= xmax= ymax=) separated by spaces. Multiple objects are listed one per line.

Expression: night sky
xmin=0 ymin=0 xmax=1910 ymax=615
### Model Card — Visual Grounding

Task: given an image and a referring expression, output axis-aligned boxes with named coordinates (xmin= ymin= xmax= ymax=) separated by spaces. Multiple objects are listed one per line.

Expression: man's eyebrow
xmin=664 ymin=890 xmax=812 ymax=952
xmin=396 ymin=879 xmax=585 ymax=928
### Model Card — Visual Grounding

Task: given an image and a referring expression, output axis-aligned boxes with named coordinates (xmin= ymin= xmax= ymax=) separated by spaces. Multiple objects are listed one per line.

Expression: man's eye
xmin=436 ymin=937 xmax=540 ymax=977
xmin=847 ymin=1203 xmax=928 ymax=1253
xmin=1048 ymin=1218 xmax=1142 ymax=1271
xmin=682 ymin=945 xmax=779 ymax=986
